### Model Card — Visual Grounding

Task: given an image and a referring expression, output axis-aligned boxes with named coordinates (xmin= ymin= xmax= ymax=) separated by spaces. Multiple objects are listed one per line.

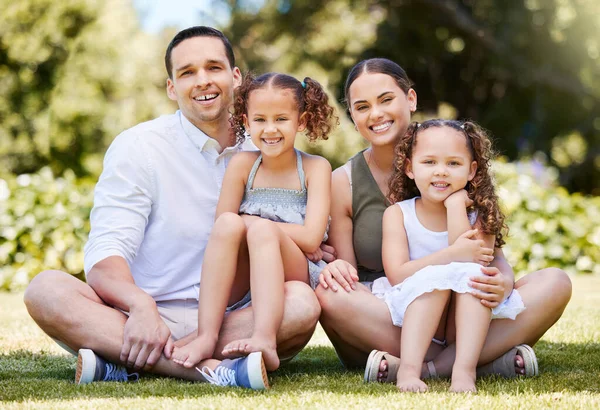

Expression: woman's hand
xmin=450 ymin=229 xmax=494 ymax=265
xmin=469 ymin=266 xmax=513 ymax=308
xmin=318 ymin=259 xmax=359 ymax=292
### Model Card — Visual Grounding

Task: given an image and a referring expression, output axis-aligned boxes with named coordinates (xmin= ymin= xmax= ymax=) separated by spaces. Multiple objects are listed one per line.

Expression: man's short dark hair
xmin=165 ymin=26 xmax=235 ymax=79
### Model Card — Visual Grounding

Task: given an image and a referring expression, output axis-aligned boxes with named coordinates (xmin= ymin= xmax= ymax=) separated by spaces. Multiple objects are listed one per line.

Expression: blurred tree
xmin=0 ymin=0 xmax=173 ymax=176
xmin=221 ymin=0 xmax=600 ymax=194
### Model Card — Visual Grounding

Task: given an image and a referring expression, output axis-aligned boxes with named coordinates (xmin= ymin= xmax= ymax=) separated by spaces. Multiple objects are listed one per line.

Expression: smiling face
xmin=166 ymin=36 xmax=241 ymax=130
xmin=348 ymin=72 xmax=416 ymax=147
xmin=406 ymin=126 xmax=477 ymax=203
xmin=244 ymin=86 xmax=306 ymax=158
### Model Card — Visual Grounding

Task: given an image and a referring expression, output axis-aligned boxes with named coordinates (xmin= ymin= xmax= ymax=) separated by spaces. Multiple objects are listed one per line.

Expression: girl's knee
xmin=246 ymin=218 xmax=278 ymax=243
xmin=213 ymin=212 xmax=246 ymax=237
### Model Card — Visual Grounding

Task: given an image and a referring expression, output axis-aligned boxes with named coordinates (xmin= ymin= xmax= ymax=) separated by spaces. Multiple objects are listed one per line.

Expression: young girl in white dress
xmin=170 ymin=72 xmax=336 ymax=379
xmin=372 ymin=119 xmax=524 ymax=393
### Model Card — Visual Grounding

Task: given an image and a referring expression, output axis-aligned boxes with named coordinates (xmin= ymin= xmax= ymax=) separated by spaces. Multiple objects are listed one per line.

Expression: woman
xmin=315 ymin=58 xmax=572 ymax=381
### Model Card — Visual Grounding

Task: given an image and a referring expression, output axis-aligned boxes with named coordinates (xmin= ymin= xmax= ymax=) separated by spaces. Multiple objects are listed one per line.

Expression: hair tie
xmin=460 ymin=123 xmax=465 ymax=130
xmin=301 ymin=81 xmax=307 ymax=89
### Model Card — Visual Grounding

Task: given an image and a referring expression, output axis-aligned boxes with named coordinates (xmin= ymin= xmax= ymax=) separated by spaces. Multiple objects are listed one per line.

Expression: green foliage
xmin=222 ymin=0 xmax=600 ymax=194
xmin=494 ymin=159 xmax=600 ymax=276
xmin=0 ymin=0 xmax=173 ymax=176
xmin=0 ymin=169 xmax=94 ymax=291
xmin=0 ymin=162 xmax=597 ymax=291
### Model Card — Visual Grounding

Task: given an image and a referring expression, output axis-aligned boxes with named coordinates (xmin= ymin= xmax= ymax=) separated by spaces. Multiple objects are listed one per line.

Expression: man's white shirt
xmin=84 ymin=111 xmax=255 ymax=301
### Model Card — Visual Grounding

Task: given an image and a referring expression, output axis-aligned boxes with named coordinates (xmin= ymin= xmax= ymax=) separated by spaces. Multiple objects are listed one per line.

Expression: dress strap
xmin=246 ymin=154 xmax=262 ymax=191
xmin=295 ymin=150 xmax=306 ymax=191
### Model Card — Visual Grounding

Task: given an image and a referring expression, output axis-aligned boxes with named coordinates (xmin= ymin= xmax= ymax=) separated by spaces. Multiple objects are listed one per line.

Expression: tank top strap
xmin=295 ymin=150 xmax=306 ymax=191
xmin=246 ymin=153 xmax=263 ymax=190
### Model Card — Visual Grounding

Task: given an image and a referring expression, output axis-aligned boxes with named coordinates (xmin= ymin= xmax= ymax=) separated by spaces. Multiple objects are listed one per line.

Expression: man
xmin=24 ymin=26 xmax=320 ymax=390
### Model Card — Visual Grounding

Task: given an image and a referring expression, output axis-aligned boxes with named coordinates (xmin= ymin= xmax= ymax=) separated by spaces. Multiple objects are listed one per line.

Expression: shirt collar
xmin=179 ymin=111 xmax=246 ymax=154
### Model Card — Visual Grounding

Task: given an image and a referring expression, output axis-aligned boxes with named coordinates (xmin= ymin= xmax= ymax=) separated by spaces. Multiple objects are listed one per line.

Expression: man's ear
xmin=297 ymin=112 xmax=307 ymax=132
xmin=406 ymin=159 xmax=415 ymax=179
xmin=468 ymin=161 xmax=477 ymax=181
xmin=232 ymin=67 xmax=242 ymax=89
xmin=166 ymin=78 xmax=177 ymax=101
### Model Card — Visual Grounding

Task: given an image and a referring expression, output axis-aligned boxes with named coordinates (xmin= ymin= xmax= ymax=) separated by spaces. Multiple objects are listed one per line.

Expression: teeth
xmin=194 ymin=94 xmax=218 ymax=101
xmin=432 ymin=183 xmax=449 ymax=187
xmin=263 ymin=138 xmax=282 ymax=145
xmin=372 ymin=121 xmax=392 ymax=132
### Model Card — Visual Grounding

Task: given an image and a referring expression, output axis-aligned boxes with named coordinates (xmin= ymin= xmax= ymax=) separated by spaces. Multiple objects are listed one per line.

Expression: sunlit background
xmin=0 ymin=0 xmax=598 ymax=290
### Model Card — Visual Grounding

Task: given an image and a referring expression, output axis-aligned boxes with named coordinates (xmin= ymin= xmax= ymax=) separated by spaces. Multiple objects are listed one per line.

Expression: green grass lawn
xmin=1 ymin=275 xmax=599 ymax=409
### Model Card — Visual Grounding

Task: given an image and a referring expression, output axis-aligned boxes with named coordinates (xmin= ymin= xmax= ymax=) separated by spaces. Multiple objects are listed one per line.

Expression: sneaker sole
xmin=247 ymin=352 xmax=270 ymax=390
xmin=76 ymin=349 xmax=97 ymax=384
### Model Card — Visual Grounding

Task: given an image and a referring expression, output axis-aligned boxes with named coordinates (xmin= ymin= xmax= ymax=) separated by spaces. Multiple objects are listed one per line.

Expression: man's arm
xmin=84 ymin=132 xmax=172 ymax=370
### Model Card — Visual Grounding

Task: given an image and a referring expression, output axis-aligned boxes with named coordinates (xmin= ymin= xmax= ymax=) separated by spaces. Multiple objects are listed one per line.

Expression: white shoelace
xmin=196 ymin=366 xmax=237 ymax=387
xmin=103 ymin=363 xmax=139 ymax=382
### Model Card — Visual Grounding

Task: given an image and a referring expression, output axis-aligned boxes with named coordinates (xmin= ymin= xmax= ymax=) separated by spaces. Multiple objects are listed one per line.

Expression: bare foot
xmin=515 ymin=353 xmax=525 ymax=375
xmin=222 ymin=337 xmax=280 ymax=371
xmin=396 ymin=365 xmax=428 ymax=392
xmin=172 ymin=336 xmax=216 ymax=368
xmin=377 ymin=359 xmax=388 ymax=382
xmin=450 ymin=369 xmax=477 ymax=393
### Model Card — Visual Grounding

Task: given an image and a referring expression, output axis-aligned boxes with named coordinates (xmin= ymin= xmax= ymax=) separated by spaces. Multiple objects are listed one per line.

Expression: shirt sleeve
xmin=83 ymin=131 xmax=154 ymax=275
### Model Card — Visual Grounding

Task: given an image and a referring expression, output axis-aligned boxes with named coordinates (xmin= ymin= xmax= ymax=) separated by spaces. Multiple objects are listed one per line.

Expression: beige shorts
xmin=54 ymin=291 xmax=251 ymax=355
xmin=157 ymin=291 xmax=251 ymax=340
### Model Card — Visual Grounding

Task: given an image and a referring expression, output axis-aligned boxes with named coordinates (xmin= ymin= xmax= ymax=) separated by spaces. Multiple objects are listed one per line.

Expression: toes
xmin=379 ymin=360 xmax=388 ymax=372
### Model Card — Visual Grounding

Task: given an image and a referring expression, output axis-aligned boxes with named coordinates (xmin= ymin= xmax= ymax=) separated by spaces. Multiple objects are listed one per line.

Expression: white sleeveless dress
xmin=372 ymin=197 xmax=525 ymax=327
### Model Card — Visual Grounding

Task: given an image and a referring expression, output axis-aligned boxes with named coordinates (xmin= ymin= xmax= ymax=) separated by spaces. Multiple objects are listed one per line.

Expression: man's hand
xmin=469 ymin=265 xmax=512 ymax=308
xmin=120 ymin=300 xmax=172 ymax=371
xmin=450 ymin=229 xmax=494 ymax=265
xmin=319 ymin=259 xmax=359 ymax=292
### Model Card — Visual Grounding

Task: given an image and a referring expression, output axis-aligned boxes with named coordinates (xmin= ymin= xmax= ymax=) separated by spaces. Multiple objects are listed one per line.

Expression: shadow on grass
xmin=1 ymin=343 xmax=599 ymax=402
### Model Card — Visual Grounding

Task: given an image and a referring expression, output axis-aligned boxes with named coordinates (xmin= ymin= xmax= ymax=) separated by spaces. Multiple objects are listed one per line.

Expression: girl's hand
xmin=444 ymin=189 xmax=473 ymax=209
xmin=451 ymin=229 xmax=494 ymax=265
xmin=469 ymin=266 xmax=512 ymax=308
xmin=319 ymin=259 xmax=359 ymax=292
xmin=319 ymin=243 xmax=337 ymax=263
xmin=305 ymin=247 xmax=324 ymax=263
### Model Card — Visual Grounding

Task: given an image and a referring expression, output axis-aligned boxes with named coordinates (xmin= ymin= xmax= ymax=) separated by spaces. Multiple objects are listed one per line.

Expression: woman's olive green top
xmin=350 ymin=150 xmax=389 ymax=282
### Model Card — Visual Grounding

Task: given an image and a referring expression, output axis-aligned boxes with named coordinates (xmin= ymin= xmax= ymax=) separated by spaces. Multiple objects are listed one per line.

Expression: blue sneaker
xmin=76 ymin=349 xmax=139 ymax=384
xmin=196 ymin=351 xmax=270 ymax=390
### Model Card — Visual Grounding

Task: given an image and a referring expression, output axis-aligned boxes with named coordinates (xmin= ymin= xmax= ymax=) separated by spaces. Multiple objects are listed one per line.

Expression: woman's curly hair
xmin=231 ymin=72 xmax=338 ymax=143
xmin=388 ymin=119 xmax=507 ymax=247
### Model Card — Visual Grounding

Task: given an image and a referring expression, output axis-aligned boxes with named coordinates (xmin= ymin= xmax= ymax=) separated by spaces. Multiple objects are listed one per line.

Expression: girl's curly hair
xmin=231 ymin=72 xmax=338 ymax=143
xmin=388 ymin=119 xmax=507 ymax=247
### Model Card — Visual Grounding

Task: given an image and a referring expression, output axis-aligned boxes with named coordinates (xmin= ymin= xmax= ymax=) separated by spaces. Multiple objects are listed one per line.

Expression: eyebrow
xmin=174 ymin=59 xmax=227 ymax=73
xmin=352 ymin=91 xmax=394 ymax=106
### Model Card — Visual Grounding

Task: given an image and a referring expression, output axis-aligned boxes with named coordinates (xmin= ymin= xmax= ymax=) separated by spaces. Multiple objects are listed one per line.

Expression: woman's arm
xmin=318 ymin=166 xmax=359 ymax=292
xmin=274 ymin=155 xmax=331 ymax=253
xmin=215 ymin=152 xmax=256 ymax=219
xmin=469 ymin=248 xmax=515 ymax=307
